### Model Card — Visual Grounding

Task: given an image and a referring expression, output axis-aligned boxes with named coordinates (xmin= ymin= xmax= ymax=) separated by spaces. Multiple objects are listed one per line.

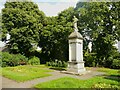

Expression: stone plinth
xmin=68 ymin=61 xmax=86 ymax=73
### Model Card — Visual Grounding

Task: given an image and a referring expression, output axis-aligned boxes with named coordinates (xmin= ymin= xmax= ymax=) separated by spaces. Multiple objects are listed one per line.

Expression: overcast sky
xmin=0 ymin=0 xmax=79 ymax=16
xmin=37 ymin=2 xmax=77 ymax=16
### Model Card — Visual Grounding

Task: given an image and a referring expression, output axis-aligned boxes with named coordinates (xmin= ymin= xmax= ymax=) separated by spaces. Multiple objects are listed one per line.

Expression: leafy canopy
xmin=2 ymin=1 xmax=45 ymax=56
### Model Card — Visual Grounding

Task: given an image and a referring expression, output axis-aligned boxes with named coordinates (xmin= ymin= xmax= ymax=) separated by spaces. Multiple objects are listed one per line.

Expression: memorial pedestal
xmin=68 ymin=61 xmax=86 ymax=73
xmin=67 ymin=16 xmax=86 ymax=74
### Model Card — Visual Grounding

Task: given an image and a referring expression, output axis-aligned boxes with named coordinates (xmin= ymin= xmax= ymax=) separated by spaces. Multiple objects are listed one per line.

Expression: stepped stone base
xmin=67 ymin=61 xmax=86 ymax=74
xmin=61 ymin=70 xmax=90 ymax=76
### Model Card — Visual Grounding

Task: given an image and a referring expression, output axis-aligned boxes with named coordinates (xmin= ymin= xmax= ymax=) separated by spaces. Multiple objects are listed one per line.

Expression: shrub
xmin=84 ymin=51 xmax=96 ymax=67
xmin=8 ymin=54 xmax=19 ymax=66
xmin=62 ymin=61 xmax=67 ymax=68
xmin=2 ymin=52 xmax=28 ymax=67
xmin=2 ymin=52 xmax=12 ymax=67
xmin=92 ymin=83 xmax=119 ymax=89
xmin=111 ymin=59 xmax=120 ymax=69
xmin=104 ymin=56 xmax=113 ymax=68
xmin=46 ymin=60 xmax=67 ymax=68
xmin=58 ymin=61 xmax=62 ymax=67
xmin=28 ymin=56 xmax=40 ymax=65
xmin=0 ymin=59 xmax=2 ymax=67
xmin=16 ymin=54 xmax=28 ymax=65
xmin=9 ymin=54 xmax=28 ymax=66
xmin=46 ymin=61 xmax=51 ymax=66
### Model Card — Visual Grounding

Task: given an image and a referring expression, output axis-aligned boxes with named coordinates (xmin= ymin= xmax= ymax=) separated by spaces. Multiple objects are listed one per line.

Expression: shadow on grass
xmin=49 ymin=67 xmax=66 ymax=71
xmin=104 ymin=75 xmax=120 ymax=82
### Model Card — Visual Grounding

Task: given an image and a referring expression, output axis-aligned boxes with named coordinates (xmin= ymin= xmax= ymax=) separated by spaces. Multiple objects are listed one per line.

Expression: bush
xmin=46 ymin=61 xmax=51 ymax=66
xmin=0 ymin=59 xmax=2 ymax=67
xmin=2 ymin=52 xmax=12 ymax=67
xmin=111 ymin=59 xmax=120 ymax=69
xmin=104 ymin=56 xmax=113 ymax=68
xmin=16 ymin=54 xmax=28 ymax=65
xmin=62 ymin=61 xmax=68 ymax=68
xmin=46 ymin=59 xmax=67 ymax=68
xmin=58 ymin=61 xmax=62 ymax=67
xmin=2 ymin=52 xmax=28 ymax=67
xmin=28 ymin=56 xmax=40 ymax=65
xmin=92 ymin=83 xmax=119 ymax=89
xmin=84 ymin=51 xmax=96 ymax=67
xmin=8 ymin=55 xmax=19 ymax=66
xmin=10 ymin=54 xmax=28 ymax=66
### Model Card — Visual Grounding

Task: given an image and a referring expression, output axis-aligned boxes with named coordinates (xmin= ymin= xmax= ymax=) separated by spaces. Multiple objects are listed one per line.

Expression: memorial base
xmin=67 ymin=61 xmax=86 ymax=73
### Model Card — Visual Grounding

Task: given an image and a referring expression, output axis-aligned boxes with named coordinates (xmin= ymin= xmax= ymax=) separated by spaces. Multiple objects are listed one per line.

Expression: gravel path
xmin=1 ymin=68 xmax=106 ymax=88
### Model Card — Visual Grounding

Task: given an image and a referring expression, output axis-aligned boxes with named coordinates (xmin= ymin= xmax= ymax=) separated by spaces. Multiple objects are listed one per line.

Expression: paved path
xmin=1 ymin=68 xmax=105 ymax=88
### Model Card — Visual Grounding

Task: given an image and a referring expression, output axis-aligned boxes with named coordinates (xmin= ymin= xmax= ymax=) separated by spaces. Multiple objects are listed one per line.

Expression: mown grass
xmin=34 ymin=68 xmax=120 ymax=89
xmin=97 ymin=67 xmax=120 ymax=76
xmin=2 ymin=65 xmax=53 ymax=82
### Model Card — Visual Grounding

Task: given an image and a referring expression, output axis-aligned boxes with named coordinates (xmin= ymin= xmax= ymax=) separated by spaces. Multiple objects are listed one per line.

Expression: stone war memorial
xmin=67 ymin=16 xmax=86 ymax=74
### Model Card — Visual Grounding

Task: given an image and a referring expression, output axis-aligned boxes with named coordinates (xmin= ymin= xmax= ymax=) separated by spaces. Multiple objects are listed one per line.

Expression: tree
xmin=38 ymin=7 xmax=75 ymax=63
xmin=2 ymin=1 xmax=45 ymax=57
xmin=55 ymin=7 xmax=75 ymax=61
xmin=0 ymin=13 xmax=2 ymax=39
xmin=75 ymin=2 xmax=120 ymax=67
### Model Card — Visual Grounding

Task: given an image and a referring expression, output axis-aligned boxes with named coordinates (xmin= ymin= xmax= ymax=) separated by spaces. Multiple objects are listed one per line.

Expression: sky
xmin=37 ymin=2 xmax=77 ymax=16
xmin=0 ymin=0 xmax=79 ymax=16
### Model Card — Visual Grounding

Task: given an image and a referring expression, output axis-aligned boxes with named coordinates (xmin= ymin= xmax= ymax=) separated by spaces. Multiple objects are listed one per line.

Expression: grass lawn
xmin=34 ymin=68 xmax=120 ymax=89
xmin=2 ymin=65 xmax=53 ymax=82
xmin=97 ymin=68 xmax=120 ymax=76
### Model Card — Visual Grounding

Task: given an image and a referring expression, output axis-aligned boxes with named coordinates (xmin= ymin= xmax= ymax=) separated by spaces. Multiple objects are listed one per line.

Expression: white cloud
xmin=37 ymin=2 xmax=77 ymax=16
xmin=0 ymin=1 xmax=78 ymax=16
xmin=0 ymin=1 xmax=5 ymax=13
xmin=0 ymin=6 xmax=4 ymax=13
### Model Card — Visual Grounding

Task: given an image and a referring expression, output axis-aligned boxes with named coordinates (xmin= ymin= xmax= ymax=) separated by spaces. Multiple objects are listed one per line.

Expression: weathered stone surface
xmin=68 ymin=16 xmax=85 ymax=74
xmin=68 ymin=31 xmax=83 ymax=39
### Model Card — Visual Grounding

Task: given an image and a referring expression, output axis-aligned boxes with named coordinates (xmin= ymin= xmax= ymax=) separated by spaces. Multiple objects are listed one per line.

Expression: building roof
xmin=68 ymin=31 xmax=83 ymax=39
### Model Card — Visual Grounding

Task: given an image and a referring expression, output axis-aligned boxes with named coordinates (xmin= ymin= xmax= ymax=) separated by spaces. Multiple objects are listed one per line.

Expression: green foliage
xmin=111 ymin=59 xmax=120 ymax=69
xmin=39 ymin=7 xmax=75 ymax=63
xmin=84 ymin=51 xmax=97 ymax=67
xmin=2 ymin=52 xmax=11 ymax=67
xmin=2 ymin=4 xmax=75 ymax=63
xmin=62 ymin=61 xmax=68 ymax=68
xmin=16 ymin=54 xmax=28 ymax=65
xmin=0 ymin=13 xmax=2 ymax=39
xmin=76 ymin=2 xmax=120 ymax=67
xmin=28 ymin=56 xmax=40 ymax=65
xmin=2 ymin=52 xmax=28 ymax=67
xmin=92 ymin=83 xmax=119 ymax=89
xmin=0 ymin=60 xmax=2 ymax=67
xmin=103 ymin=49 xmax=120 ymax=68
xmin=2 ymin=1 xmax=120 ymax=68
xmin=2 ymin=1 xmax=45 ymax=56
xmin=46 ymin=59 xmax=67 ymax=68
